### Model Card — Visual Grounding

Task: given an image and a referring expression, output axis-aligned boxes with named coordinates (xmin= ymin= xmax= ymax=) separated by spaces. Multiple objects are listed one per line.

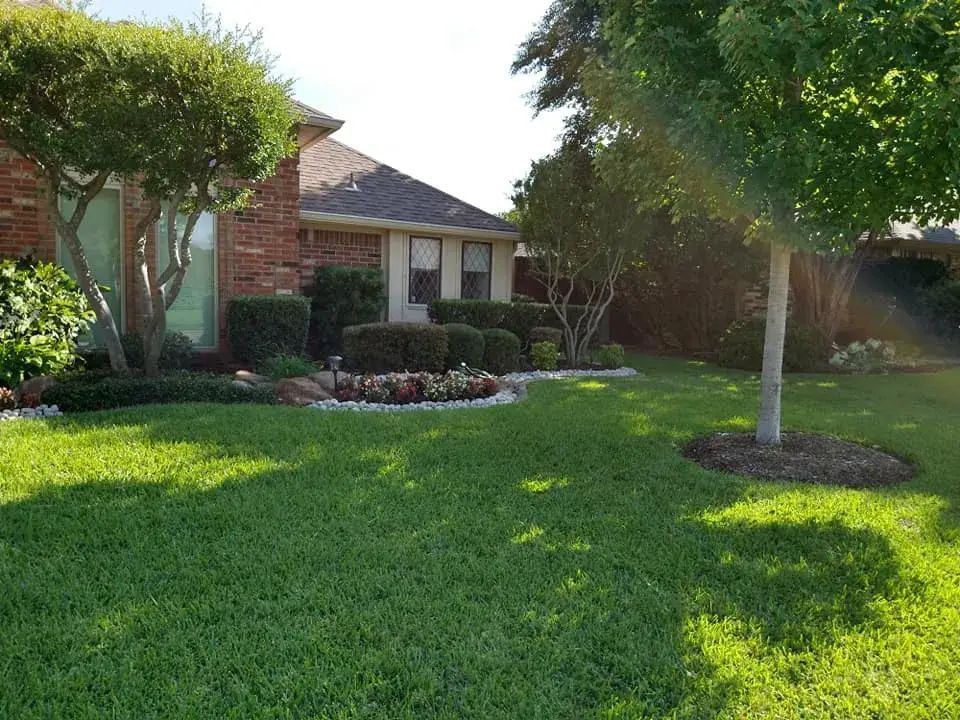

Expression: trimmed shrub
xmin=310 ymin=266 xmax=385 ymax=352
xmin=0 ymin=258 xmax=94 ymax=387
xmin=529 ymin=326 xmax=563 ymax=347
xmin=43 ymin=371 xmax=276 ymax=412
xmin=718 ymin=319 xmax=829 ymax=372
xmin=256 ymin=353 xmax=318 ymax=380
xmin=531 ymin=341 xmax=559 ymax=370
xmin=443 ymin=323 xmax=485 ymax=370
xmin=594 ymin=343 xmax=625 ymax=369
xmin=120 ymin=331 xmax=194 ymax=371
xmin=226 ymin=295 xmax=311 ymax=365
xmin=343 ymin=322 xmax=448 ymax=373
xmin=429 ymin=299 xmax=591 ymax=347
xmin=482 ymin=328 xmax=521 ymax=375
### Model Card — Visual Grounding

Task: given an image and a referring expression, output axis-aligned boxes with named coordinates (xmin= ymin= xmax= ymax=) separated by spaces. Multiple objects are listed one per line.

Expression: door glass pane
xmin=59 ymin=188 xmax=122 ymax=347
xmin=409 ymin=236 xmax=441 ymax=304
xmin=461 ymin=242 xmax=491 ymax=300
xmin=158 ymin=210 xmax=217 ymax=347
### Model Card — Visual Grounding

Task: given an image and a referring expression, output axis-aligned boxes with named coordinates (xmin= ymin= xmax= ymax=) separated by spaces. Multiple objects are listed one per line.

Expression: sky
xmin=89 ymin=0 xmax=567 ymax=215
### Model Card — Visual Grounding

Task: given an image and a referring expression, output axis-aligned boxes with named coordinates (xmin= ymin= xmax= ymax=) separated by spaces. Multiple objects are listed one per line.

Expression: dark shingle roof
xmin=299 ymin=139 xmax=518 ymax=234
xmin=889 ymin=221 xmax=960 ymax=246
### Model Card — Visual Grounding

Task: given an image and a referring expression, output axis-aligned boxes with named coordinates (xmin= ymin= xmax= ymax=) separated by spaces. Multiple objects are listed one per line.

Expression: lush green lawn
xmin=1 ymin=356 xmax=958 ymax=719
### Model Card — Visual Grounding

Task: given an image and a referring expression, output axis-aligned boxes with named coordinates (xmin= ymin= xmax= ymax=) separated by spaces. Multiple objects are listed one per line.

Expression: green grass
xmin=1 ymin=355 xmax=959 ymax=719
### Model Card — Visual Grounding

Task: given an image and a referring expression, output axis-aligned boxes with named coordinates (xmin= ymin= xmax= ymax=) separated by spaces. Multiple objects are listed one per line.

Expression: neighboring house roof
xmin=299 ymin=138 xmax=519 ymax=237
xmin=887 ymin=221 xmax=960 ymax=247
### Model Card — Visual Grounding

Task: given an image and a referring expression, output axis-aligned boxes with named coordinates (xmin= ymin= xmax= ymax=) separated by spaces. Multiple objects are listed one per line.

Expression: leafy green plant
xmin=530 ymin=341 xmax=559 ymax=371
xmin=594 ymin=343 xmax=625 ymax=370
xmin=257 ymin=354 xmax=318 ymax=381
xmin=719 ymin=320 xmax=829 ymax=373
xmin=343 ymin=322 xmax=448 ymax=373
xmin=443 ymin=323 xmax=485 ymax=370
xmin=310 ymin=266 xmax=385 ymax=353
xmin=919 ymin=281 xmax=960 ymax=345
xmin=828 ymin=339 xmax=910 ymax=374
xmin=0 ymin=258 xmax=94 ymax=387
xmin=120 ymin=331 xmax=194 ymax=371
xmin=482 ymin=329 xmax=521 ymax=375
xmin=43 ymin=371 xmax=276 ymax=412
xmin=429 ymin=299 xmax=590 ymax=348
xmin=529 ymin=326 xmax=563 ymax=347
xmin=226 ymin=296 xmax=311 ymax=365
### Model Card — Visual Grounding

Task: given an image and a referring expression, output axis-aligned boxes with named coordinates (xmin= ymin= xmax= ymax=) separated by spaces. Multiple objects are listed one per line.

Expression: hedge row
xmin=428 ymin=299 xmax=589 ymax=346
xmin=43 ymin=371 xmax=276 ymax=412
xmin=343 ymin=322 xmax=448 ymax=373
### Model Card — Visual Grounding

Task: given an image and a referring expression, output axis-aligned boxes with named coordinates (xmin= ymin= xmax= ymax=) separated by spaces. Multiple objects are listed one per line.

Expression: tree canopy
xmin=0 ymin=4 xmax=298 ymax=372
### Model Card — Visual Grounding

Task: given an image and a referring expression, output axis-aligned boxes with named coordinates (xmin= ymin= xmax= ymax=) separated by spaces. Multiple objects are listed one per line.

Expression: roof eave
xmin=300 ymin=210 xmax=520 ymax=240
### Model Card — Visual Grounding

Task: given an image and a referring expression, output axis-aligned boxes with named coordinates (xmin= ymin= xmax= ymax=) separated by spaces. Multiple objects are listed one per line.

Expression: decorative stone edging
xmin=307 ymin=367 xmax=638 ymax=413
xmin=0 ymin=404 xmax=62 ymax=422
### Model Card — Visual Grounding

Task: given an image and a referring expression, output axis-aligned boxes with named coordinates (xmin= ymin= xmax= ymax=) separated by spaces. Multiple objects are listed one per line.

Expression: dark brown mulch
xmin=683 ymin=432 xmax=916 ymax=488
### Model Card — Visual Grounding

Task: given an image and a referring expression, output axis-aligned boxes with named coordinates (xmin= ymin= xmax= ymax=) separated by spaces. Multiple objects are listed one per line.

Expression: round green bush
xmin=718 ymin=319 xmax=829 ymax=372
xmin=443 ymin=323 xmax=485 ymax=370
xmin=481 ymin=328 xmax=521 ymax=375
xmin=594 ymin=343 xmax=625 ymax=369
xmin=529 ymin=326 xmax=563 ymax=348
xmin=530 ymin=341 xmax=559 ymax=370
xmin=121 ymin=331 xmax=194 ymax=371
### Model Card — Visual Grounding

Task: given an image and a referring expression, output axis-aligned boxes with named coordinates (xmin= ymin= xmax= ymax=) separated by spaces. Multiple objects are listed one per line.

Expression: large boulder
xmin=308 ymin=371 xmax=339 ymax=393
xmin=16 ymin=375 xmax=57 ymax=402
xmin=275 ymin=377 xmax=332 ymax=406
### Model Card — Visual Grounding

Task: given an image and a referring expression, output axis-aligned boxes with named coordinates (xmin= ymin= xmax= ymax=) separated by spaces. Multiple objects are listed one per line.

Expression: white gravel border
xmin=0 ymin=404 xmax=62 ymax=422
xmin=308 ymin=367 xmax=638 ymax=413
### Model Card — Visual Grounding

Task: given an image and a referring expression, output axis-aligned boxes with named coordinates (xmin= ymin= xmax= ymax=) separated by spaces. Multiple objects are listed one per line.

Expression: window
xmin=58 ymin=187 xmax=123 ymax=347
xmin=409 ymin=236 xmax=441 ymax=304
xmin=158 ymin=209 xmax=218 ymax=347
xmin=461 ymin=241 xmax=492 ymax=300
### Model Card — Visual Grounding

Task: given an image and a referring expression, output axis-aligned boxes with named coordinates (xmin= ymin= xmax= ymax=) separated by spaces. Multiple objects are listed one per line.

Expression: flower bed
xmin=309 ymin=367 xmax=638 ymax=413
xmin=332 ymin=371 xmax=499 ymax=405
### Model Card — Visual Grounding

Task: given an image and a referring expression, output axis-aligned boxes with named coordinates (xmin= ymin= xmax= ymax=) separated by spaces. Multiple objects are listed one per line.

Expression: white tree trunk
xmin=756 ymin=241 xmax=792 ymax=445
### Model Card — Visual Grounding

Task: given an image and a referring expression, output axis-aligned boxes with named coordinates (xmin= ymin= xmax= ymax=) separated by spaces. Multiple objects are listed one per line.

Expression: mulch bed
xmin=683 ymin=432 xmax=916 ymax=488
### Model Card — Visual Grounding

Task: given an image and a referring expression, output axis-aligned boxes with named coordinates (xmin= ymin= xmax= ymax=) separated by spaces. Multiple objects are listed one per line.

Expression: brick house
xmin=0 ymin=100 xmax=519 ymax=354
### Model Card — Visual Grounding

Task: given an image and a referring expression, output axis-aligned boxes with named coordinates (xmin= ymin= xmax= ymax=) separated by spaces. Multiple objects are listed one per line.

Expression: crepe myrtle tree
xmin=512 ymin=140 xmax=646 ymax=367
xmin=0 ymin=5 xmax=297 ymax=375
xmin=519 ymin=0 xmax=960 ymax=443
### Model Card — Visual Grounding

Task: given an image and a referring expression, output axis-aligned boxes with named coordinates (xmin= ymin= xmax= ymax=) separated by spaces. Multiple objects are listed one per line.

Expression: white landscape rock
xmin=0 ymin=404 xmax=64 ymax=422
xmin=307 ymin=368 xmax=638 ymax=413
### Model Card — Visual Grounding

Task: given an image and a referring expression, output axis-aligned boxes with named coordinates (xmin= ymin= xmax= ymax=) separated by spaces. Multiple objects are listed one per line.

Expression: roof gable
xmin=299 ymin=139 xmax=517 ymax=235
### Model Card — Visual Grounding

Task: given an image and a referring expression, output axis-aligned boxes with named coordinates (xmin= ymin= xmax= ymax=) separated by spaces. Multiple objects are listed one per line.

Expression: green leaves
xmin=0 ymin=5 xmax=297 ymax=212
xmin=0 ymin=259 xmax=94 ymax=387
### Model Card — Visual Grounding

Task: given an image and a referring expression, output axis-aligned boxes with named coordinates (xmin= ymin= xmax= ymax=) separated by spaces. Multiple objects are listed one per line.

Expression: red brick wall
xmin=218 ymin=154 xmax=302 ymax=300
xmin=297 ymin=227 xmax=383 ymax=289
xmin=0 ymin=140 xmax=53 ymax=261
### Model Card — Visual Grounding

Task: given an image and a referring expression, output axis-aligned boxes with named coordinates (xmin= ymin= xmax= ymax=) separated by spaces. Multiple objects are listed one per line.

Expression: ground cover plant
xmin=1 ymin=356 xmax=959 ymax=718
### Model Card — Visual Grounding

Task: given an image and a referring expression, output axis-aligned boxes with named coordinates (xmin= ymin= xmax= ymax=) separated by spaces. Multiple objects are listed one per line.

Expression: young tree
xmin=0 ymin=5 xmax=297 ymax=375
xmin=519 ymin=0 xmax=960 ymax=443
xmin=512 ymin=141 xmax=645 ymax=367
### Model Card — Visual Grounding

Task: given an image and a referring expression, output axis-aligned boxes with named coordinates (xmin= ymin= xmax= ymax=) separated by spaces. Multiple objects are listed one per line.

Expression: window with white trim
xmin=58 ymin=187 xmax=123 ymax=347
xmin=157 ymin=209 xmax=218 ymax=347
xmin=461 ymin=241 xmax=492 ymax=300
xmin=409 ymin=236 xmax=441 ymax=304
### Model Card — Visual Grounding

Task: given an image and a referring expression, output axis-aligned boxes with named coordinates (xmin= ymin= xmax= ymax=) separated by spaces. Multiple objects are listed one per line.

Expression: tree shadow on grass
xmin=0 ymin=396 xmax=908 ymax=718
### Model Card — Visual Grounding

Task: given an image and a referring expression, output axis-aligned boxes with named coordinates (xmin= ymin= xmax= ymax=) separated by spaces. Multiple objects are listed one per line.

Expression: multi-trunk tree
xmin=0 ymin=5 xmax=297 ymax=375
xmin=512 ymin=140 xmax=646 ymax=367
xmin=517 ymin=0 xmax=960 ymax=444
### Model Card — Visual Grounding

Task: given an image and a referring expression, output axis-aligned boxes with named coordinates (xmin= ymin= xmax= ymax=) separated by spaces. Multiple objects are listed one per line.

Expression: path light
xmin=327 ymin=355 xmax=343 ymax=391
